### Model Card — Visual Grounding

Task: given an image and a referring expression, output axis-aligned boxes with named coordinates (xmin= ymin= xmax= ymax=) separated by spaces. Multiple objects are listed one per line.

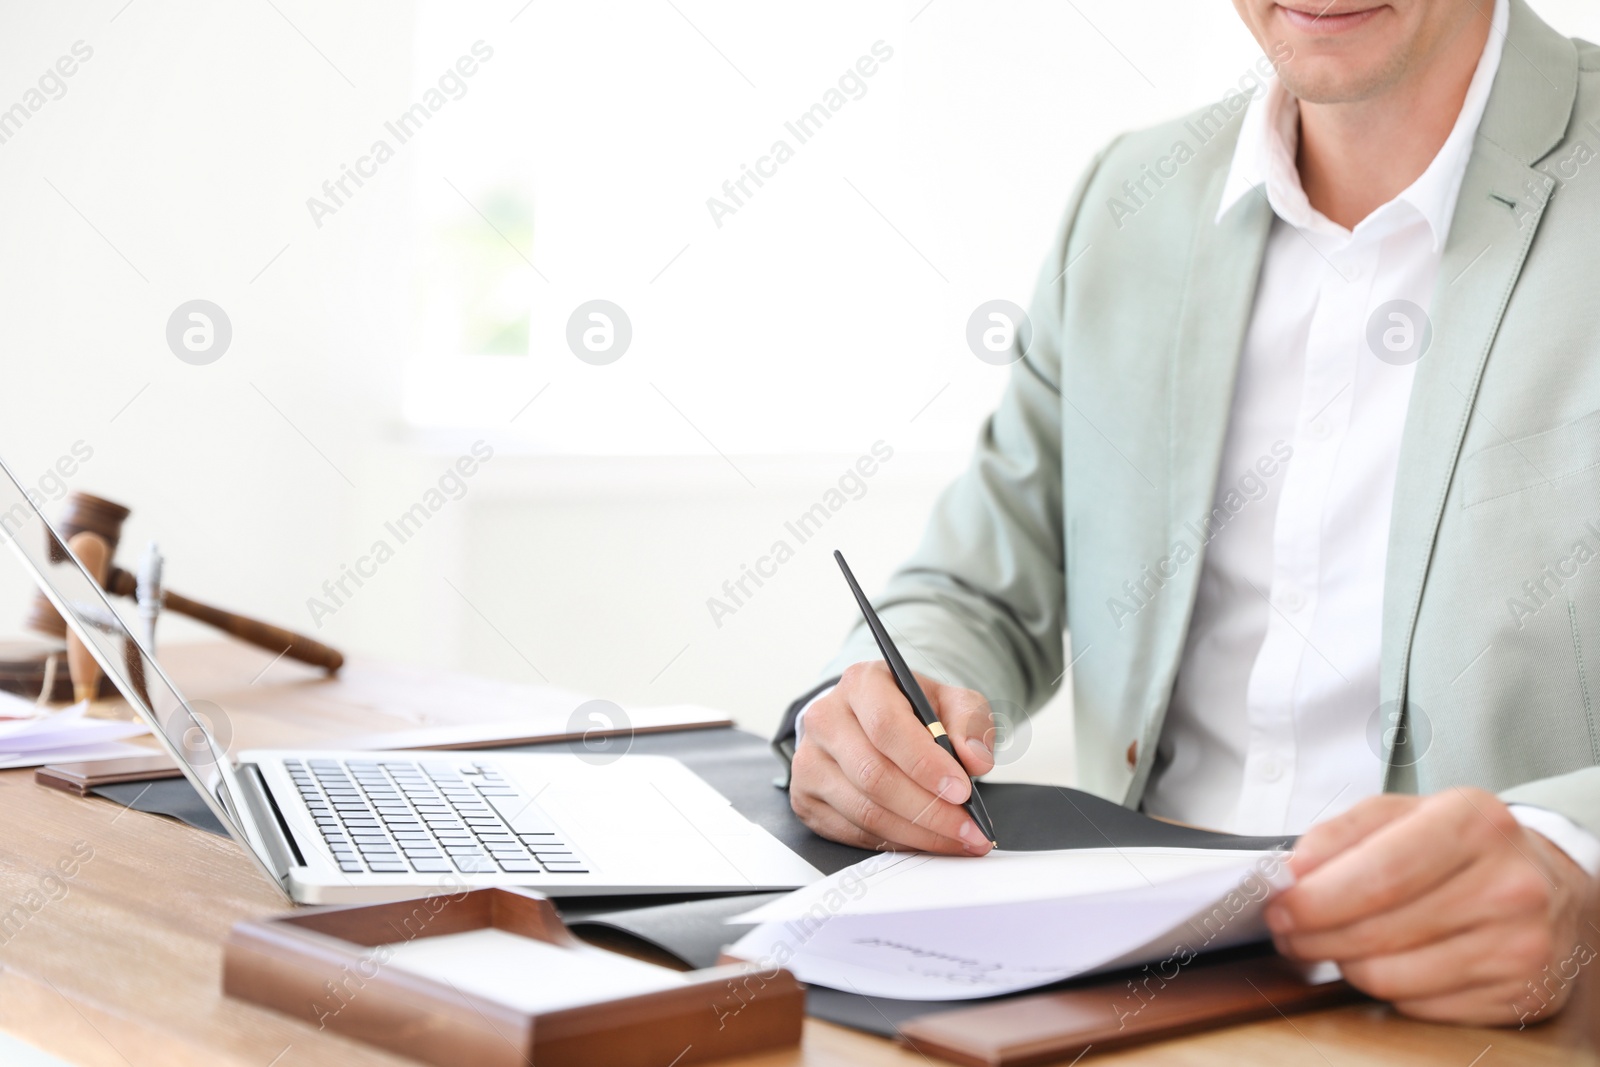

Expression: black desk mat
xmin=89 ymin=728 xmax=1296 ymax=1037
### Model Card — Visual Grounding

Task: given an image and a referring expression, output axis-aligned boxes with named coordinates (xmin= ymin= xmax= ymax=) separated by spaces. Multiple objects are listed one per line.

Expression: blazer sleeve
xmin=772 ymin=143 xmax=1116 ymax=762
xmin=1501 ymin=768 xmax=1600 ymax=842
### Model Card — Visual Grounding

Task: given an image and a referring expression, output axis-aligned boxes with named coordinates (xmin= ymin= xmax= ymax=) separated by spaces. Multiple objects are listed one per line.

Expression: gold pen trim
xmin=927 ymin=722 xmax=947 ymax=740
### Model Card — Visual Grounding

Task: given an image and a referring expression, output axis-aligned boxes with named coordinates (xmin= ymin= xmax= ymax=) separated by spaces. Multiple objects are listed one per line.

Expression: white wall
xmin=0 ymin=0 xmax=418 ymax=677
xmin=1 ymin=1 xmax=1595 ymax=787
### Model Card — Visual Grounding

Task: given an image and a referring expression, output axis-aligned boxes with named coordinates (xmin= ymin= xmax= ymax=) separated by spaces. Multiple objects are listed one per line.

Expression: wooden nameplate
xmin=224 ymin=888 xmax=803 ymax=1067
xmin=893 ymin=950 xmax=1360 ymax=1066
xmin=34 ymin=752 xmax=180 ymax=796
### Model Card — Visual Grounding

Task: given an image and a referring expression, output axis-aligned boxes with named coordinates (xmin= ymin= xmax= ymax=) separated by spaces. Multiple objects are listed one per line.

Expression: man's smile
xmin=1277 ymin=3 xmax=1388 ymax=35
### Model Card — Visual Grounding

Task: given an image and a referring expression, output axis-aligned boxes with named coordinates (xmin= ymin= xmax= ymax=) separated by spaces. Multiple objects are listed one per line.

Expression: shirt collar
xmin=1216 ymin=0 xmax=1507 ymax=251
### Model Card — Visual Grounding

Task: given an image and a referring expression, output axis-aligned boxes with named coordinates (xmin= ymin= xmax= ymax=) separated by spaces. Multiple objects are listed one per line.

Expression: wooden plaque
xmin=223 ymin=889 xmax=803 ymax=1067
xmin=895 ymin=951 xmax=1361 ymax=1067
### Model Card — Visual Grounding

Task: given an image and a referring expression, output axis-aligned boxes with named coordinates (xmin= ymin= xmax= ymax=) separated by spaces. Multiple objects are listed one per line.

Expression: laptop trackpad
xmin=532 ymin=765 xmax=762 ymax=885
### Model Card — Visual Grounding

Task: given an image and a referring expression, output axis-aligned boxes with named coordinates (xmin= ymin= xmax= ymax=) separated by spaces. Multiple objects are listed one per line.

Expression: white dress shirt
xmin=805 ymin=0 xmax=1597 ymax=875
xmin=1143 ymin=0 xmax=1599 ymax=874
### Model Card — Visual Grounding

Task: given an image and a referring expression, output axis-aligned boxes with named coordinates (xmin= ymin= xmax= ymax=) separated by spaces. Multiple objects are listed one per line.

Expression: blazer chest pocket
xmin=1461 ymin=406 xmax=1600 ymax=508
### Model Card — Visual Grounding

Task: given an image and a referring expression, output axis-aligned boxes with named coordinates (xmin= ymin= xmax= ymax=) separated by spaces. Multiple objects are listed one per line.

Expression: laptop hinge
xmin=239 ymin=762 xmax=305 ymax=877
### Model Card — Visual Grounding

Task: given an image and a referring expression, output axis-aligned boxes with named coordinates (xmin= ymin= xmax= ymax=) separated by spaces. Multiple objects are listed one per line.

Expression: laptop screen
xmin=0 ymin=456 xmax=281 ymax=886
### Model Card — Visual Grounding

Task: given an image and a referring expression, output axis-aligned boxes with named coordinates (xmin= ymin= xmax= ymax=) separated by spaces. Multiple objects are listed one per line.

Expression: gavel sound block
xmin=24 ymin=491 xmax=344 ymax=677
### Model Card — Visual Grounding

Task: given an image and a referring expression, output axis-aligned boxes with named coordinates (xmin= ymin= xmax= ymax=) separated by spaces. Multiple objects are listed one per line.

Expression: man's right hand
xmin=788 ymin=660 xmax=997 ymax=855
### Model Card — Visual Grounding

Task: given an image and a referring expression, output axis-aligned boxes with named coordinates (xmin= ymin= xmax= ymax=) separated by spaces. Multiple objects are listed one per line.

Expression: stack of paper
xmin=0 ymin=697 xmax=151 ymax=769
xmin=0 ymin=688 xmax=40 ymax=720
xmin=727 ymin=847 xmax=1295 ymax=1001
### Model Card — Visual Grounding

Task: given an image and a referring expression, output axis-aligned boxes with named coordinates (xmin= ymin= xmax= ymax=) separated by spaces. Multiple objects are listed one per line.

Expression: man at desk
xmin=775 ymin=0 xmax=1599 ymax=1027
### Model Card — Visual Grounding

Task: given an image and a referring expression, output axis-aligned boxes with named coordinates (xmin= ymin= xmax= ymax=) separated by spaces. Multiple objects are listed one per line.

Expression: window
xmin=399 ymin=1 xmax=1292 ymax=455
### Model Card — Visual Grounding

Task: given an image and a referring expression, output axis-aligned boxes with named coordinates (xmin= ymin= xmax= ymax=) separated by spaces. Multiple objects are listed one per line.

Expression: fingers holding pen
xmin=790 ymin=663 xmax=994 ymax=854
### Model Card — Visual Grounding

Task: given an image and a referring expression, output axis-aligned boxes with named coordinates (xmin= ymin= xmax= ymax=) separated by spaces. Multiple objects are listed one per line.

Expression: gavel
xmin=25 ymin=492 xmax=345 ymax=696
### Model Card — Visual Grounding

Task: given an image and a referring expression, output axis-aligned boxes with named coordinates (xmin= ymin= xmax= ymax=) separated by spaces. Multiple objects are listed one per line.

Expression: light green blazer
xmin=815 ymin=0 xmax=1600 ymax=838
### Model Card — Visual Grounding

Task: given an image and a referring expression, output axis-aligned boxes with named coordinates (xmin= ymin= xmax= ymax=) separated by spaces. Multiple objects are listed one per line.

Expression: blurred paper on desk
xmin=0 ymin=702 xmax=151 ymax=769
xmin=0 ymin=688 xmax=42 ymax=719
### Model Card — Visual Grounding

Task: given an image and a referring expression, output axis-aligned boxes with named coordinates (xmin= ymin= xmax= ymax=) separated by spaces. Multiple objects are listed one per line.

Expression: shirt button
xmin=1260 ymin=758 xmax=1285 ymax=782
xmin=1307 ymin=419 xmax=1331 ymax=440
xmin=1279 ymin=587 xmax=1307 ymax=612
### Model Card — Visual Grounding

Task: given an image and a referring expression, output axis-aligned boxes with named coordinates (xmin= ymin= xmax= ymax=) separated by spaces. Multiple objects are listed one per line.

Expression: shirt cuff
xmin=1509 ymin=804 xmax=1600 ymax=878
xmin=770 ymin=675 xmax=843 ymax=786
xmin=792 ymin=684 xmax=836 ymax=746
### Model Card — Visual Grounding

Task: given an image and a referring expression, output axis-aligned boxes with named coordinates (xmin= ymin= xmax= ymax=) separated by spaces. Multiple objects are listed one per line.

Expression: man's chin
xmin=1275 ymin=57 xmax=1406 ymax=105
xmin=1265 ymin=4 xmax=1413 ymax=105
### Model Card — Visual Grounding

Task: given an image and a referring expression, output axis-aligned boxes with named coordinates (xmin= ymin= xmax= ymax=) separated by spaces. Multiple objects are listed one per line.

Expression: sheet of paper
xmin=0 ymin=702 xmax=148 ymax=752
xmin=0 ymin=701 xmax=75 ymax=733
xmin=0 ymin=702 xmax=150 ymax=767
xmin=731 ymin=847 xmax=1276 ymax=922
xmin=383 ymin=928 xmax=688 ymax=1014
xmin=0 ymin=740 xmax=154 ymax=770
xmin=0 ymin=688 xmax=43 ymax=719
xmin=727 ymin=846 xmax=1293 ymax=1001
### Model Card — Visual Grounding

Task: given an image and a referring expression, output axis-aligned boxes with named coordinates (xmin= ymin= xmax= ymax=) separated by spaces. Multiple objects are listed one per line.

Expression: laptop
xmin=0 ymin=457 xmax=822 ymax=903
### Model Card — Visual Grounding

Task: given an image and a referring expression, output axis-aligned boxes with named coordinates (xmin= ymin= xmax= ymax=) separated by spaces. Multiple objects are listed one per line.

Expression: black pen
xmin=833 ymin=550 xmax=999 ymax=848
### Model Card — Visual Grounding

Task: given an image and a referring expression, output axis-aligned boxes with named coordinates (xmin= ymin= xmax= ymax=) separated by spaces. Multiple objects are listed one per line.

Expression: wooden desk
xmin=0 ymin=642 xmax=1594 ymax=1066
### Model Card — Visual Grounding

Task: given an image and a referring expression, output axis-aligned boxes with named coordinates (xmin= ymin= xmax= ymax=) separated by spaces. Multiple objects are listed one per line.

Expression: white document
xmin=0 ymin=688 xmax=43 ymax=719
xmin=727 ymin=847 xmax=1294 ymax=1001
xmin=0 ymin=741 xmax=154 ymax=770
xmin=0 ymin=702 xmax=150 ymax=768
xmin=383 ymin=928 xmax=688 ymax=1014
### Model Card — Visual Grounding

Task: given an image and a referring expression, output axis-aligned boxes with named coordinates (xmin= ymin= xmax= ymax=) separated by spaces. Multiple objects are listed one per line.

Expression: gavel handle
xmin=66 ymin=532 xmax=111 ymax=703
xmin=105 ymin=568 xmax=344 ymax=674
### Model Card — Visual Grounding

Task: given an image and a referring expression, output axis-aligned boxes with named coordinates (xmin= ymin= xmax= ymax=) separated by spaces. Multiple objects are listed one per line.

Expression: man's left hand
xmin=1266 ymin=788 xmax=1597 ymax=1025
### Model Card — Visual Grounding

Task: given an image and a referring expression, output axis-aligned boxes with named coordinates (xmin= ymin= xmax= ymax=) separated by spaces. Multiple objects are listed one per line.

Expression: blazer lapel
xmin=1379 ymin=0 xmax=1578 ymax=782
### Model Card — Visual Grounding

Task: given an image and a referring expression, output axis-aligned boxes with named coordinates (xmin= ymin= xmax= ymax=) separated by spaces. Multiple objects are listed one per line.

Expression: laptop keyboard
xmin=284 ymin=757 xmax=590 ymax=877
